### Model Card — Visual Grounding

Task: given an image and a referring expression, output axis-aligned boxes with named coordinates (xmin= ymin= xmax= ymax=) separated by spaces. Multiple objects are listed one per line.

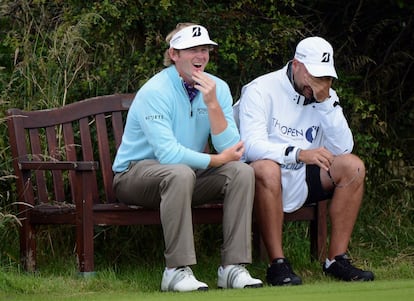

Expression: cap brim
xmin=305 ymin=63 xmax=338 ymax=79
xmin=173 ymin=40 xmax=218 ymax=50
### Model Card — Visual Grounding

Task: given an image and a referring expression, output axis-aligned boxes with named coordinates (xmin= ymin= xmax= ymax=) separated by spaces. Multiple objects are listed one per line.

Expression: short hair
xmin=163 ymin=22 xmax=196 ymax=67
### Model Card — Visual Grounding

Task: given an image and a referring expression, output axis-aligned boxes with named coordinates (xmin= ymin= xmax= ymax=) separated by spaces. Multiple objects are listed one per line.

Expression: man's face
xmin=293 ymin=60 xmax=333 ymax=99
xmin=170 ymin=45 xmax=211 ymax=84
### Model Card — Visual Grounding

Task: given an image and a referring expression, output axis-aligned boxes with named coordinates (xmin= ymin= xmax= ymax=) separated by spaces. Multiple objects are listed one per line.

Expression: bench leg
xmin=310 ymin=199 xmax=328 ymax=262
xmin=20 ymin=219 xmax=36 ymax=272
xmin=75 ymin=175 xmax=95 ymax=276
xmin=76 ymin=200 xmax=95 ymax=277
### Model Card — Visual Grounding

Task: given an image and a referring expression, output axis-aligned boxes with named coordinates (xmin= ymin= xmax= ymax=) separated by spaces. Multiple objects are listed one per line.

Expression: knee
xmin=250 ymin=160 xmax=281 ymax=188
xmin=160 ymin=165 xmax=196 ymax=208
xmin=226 ymin=161 xmax=255 ymax=184
xmin=354 ymin=154 xmax=365 ymax=174
xmin=164 ymin=164 xmax=196 ymax=186
xmin=332 ymin=154 xmax=366 ymax=184
xmin=343 ymin=154 xmax=366 ymax=177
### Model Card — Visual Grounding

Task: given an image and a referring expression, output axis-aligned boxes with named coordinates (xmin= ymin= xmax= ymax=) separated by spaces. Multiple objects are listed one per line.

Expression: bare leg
xmin=320 ymin=154 xmax=366 ymax=259
xmin=250 ymin=160 xmax=284 ymax=261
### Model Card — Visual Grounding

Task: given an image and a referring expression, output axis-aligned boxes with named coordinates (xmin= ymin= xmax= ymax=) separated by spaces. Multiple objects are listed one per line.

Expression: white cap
xmin=294 ymin=37 xmax=338 ymax=79
xmin=169 ymin=25 xmax=218 ymax=50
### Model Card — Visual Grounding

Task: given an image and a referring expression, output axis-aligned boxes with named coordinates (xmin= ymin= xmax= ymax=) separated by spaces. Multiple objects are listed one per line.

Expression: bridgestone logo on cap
xmin=192 ymin=26 xmax=202 ymax=37
xmin=321 ymin=52 xmax=330 ymax=63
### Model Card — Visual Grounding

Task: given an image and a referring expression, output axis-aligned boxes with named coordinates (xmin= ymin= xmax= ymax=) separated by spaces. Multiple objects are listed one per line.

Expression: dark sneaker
xmin=323 ymin=254 xmax=374 ymax=281
xmin=266 ymin=258 xmax=302 ymax=286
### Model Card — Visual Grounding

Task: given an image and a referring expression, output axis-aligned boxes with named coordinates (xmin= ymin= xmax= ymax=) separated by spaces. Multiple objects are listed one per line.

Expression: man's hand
xmin=304 ymin=74 xmax=332 ymax=102
xmin=192 ymin=71 xmax=217 ymax=106
xmin=192 ymin=70 xmax=227 ymax=135
xmin=209 ymin=141 xmax=245 ymax=167
xmin=298 ymin=147 xmax=334 ymax=171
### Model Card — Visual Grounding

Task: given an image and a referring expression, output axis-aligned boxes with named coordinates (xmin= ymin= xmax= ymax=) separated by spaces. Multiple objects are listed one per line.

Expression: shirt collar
xmin=286 ymin=61 xmax=315 ymax=105
xmin=183 ymin=81 xmax=199 ymax=102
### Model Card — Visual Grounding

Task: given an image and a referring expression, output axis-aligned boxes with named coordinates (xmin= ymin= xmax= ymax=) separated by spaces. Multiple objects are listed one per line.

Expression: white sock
xmin=218 ymin=266 xmax=225 ymax=275
xmin=165 ymin=267 xmax=177 ymax=276
xmin=325 ymin=258 xmax=336 ymax=269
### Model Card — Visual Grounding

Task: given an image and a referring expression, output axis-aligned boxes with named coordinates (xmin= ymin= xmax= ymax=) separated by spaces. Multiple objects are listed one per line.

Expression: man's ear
xmin=291 ymin=59 xmax=299 ymax=71
xmin=169 ymin=48 xmax=178 ymax=62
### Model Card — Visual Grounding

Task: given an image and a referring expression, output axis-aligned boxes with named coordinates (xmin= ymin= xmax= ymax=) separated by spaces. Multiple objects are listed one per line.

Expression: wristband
xmin=295 ymin=148 xmax=301 ymax=163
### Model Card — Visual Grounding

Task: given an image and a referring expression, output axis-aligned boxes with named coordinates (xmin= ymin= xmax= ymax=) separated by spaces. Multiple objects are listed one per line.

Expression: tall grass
xmin=0 ymin=203 xmax=20 ymax=267
xmin=3 ymin=12 xmax=93 ymax=110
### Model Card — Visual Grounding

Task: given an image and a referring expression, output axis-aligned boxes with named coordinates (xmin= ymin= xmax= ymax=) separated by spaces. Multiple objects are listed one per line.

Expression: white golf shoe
xmin=161 ymin=266 xmax=208 ymax=292
xmin=217 ymin=264 xmax=263 ymax=289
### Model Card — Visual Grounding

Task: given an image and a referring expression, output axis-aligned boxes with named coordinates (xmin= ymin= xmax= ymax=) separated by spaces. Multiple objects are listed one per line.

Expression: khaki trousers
xmin=113 ymin=159 xmax=254 ymax=267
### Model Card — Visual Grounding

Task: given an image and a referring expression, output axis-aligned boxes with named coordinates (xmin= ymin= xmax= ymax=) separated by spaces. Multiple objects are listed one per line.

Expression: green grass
xmin=1 ymin=221 xmax=414 ymax=299
xmin=1 ymin=251 xmax=413 ymax=301
xmin=1 ymin=275 xmax=413 ymax=301
xmin=1 ymin=210 xmax=413 ymax=300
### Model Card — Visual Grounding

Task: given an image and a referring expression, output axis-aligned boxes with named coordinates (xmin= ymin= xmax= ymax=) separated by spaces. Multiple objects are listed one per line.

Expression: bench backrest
xmin=7 ymin=93 xmax=135 ymax=207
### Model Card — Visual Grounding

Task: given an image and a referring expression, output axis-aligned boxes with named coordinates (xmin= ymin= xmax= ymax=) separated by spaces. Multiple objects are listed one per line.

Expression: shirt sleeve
xmin=210 ymin=81 xmax=241 ymax=153
xmin=311 ymin=89 xmax=354 ymax=155
xmin=237 ymin=83 xmax=297 ymax=164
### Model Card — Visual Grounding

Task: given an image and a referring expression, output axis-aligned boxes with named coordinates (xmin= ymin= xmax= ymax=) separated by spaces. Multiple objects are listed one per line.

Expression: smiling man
xmin=112 ymin=23 xmax=262 ymax=292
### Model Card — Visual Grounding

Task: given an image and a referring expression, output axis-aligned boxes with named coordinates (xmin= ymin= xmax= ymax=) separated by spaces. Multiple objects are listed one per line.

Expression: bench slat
xmin=46 ymin=125 xmax=66 ymax=201
xmin=28 ymin=127 xmax=49 ymax=203
xmin=95 ymin=113 xmax=116 ymax=203
xmin=112 ymin=111 xmax=125 ymax=149
xmin=63 ymin=121 xmax=79 ymax=203
xmin=79 ymin=117 xmax=100 ymax=203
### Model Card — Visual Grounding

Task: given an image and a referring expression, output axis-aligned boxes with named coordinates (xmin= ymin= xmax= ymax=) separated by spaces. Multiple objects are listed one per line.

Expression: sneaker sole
xmin=197 ymin=287 xmax=209 ymax=291
xmin=244 ymin=283 xmax=264 ymax=288
xmin=218 ymin=283 xmax=263 ymax=289
xmin=162 ymin=286 xmax=208 ymax=292
xmin=324 ymin=271 xmax=375 ymax=282
xmin=267 ymin=279 xmax=302 ymax=286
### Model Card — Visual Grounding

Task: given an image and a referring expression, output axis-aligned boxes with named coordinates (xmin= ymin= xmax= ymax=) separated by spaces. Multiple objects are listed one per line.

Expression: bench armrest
xmin=18 ymin=160 xmax=99 ymax=171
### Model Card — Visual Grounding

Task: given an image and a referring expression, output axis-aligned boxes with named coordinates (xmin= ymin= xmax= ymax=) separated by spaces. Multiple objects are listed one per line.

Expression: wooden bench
xmin=7 ymin=93 xmax=327 ymax=275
